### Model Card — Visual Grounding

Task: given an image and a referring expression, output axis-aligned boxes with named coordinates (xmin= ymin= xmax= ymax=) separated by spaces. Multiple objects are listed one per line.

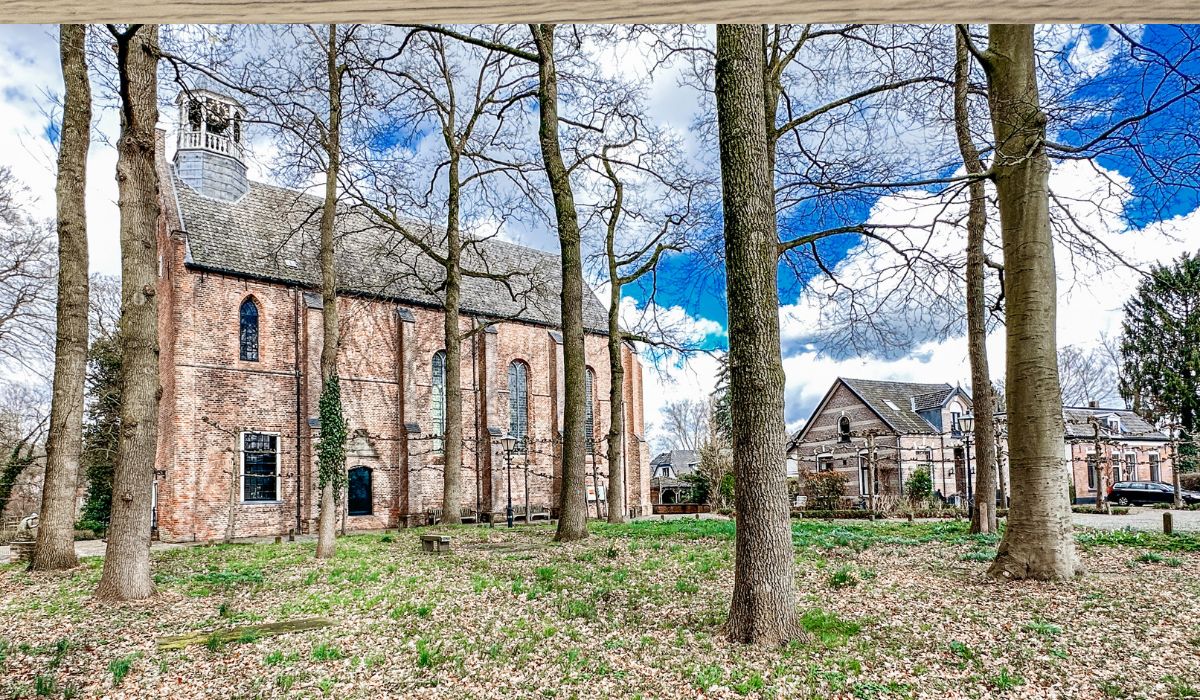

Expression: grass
xmin=2 ymin=518 xmax=1196 ymax=699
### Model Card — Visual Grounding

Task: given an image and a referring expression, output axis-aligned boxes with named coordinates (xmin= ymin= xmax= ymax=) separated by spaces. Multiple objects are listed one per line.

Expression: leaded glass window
xmin=431 ymin=351 xmax=446 ymax=453
xmin=239 ymin=298 xmax=259 ymax=362
xmin=348 ymin=466 xmax=372 ymax=516
xmin=584 ymin=368 xmax=595 ymax=445
xmin=508 ymin=361 xmax=529 ymax=448
xmin=242 ymin=432 xmax=278 ymax=502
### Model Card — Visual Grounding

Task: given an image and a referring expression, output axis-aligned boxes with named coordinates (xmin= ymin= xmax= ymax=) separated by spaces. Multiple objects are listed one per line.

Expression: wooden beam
xmin=157 ymin=617 xmax=334 ymax=651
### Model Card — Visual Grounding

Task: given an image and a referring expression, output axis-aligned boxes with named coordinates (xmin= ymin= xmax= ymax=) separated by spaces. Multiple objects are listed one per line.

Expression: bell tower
xmin=173 ymin=83 xmax=249 ymax=201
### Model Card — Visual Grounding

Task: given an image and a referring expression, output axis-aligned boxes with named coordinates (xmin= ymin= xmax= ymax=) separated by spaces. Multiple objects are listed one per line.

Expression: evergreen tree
xmin=78 ymin=334 xmax=121 ymax=532
xmin=1120 ymin=251 xmax=1200 ymax=472
xmin=710 ymin=353 xmax=732 ymax=442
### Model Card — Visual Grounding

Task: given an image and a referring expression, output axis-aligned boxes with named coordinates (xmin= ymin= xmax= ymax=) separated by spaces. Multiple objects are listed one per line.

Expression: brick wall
xmin=152 ymin=140 xmax=649 ymax=542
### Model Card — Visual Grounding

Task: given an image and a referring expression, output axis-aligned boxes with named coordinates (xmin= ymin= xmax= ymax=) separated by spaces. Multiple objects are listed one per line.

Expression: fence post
xmin=1164 ymin=511 xmax=1174 ymax=535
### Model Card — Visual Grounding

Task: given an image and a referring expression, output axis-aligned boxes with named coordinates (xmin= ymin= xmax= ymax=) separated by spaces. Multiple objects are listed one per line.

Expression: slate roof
xmin=650 ymin=450 xmax=701 ymax=476
xmin=172 ymin=175 xmax=612 ymax=333
xmin=913 ymin=388 xmax=954 ymax=412
xmin=840 ymin=378 xmax=965 ymax=435
xmin=1061 ymin=406 xmax=1168 ymax=441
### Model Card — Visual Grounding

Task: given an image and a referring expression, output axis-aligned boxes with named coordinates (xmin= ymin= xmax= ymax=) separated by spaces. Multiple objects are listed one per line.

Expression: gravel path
xmin=1071 ymin=506 xmax=1200 ymax=532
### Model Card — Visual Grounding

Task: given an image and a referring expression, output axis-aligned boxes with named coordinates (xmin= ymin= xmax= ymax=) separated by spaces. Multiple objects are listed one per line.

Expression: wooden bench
xmin=420 ymin=534 xmax=451 ymax=554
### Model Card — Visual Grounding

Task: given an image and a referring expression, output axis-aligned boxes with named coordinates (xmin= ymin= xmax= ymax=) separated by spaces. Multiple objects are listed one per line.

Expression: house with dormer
xmin=787 ymin=378 xmax=977 ymax=503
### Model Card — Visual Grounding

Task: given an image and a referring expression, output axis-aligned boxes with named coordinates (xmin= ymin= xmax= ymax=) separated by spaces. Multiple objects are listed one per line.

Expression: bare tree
xmin=970 ymin=24 xmax=1076 ymax=581
xmin=953 ymin=26 xmax=999 ymax=536
xmin=1058 ymin=344 xmax=1118 ymax=407
xmin=716 ymin=24 xmax=800 ymax=646
xmin=96 ymin=23 xmax=161 ymax=601
xmin=33 ymin=23 xmax=92 ymax=571
xmin=0 ymin=169 xmax=56 ymax=378
xmin=659 ymin=399 xmax=708 ymax=452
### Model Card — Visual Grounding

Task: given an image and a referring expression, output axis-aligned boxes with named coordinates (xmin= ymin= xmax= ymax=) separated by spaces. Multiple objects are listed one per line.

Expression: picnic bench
xmin=420 ymin=534 xmax=452 ymax=554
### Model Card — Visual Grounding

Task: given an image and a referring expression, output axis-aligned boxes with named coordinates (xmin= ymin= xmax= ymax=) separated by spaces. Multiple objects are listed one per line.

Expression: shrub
xmin=805 ymin=471 xmax=848 ymax=511
xmin=905 ymin=467 xmax=933 ymax=503
xmin=1180 ymin=473 xmax=1200 ymax=491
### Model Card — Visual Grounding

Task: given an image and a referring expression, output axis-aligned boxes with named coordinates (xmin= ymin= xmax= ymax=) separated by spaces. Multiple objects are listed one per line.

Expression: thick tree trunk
xmin=954 ymin=29 xmax=999 ymax=536
xmin=441 ymin=153 xmax=463 ymax=525
xmin=530 ymin=24 xmax=588 ymax=542
xmin=606 ymin=283 xmax=627 ymax=523
xmin=982 ymin=25 xmax=1076 ymax=580
xmin=716 ymin=24 xmax=800 ymax=646
xmin=32 ymin=24 xmax=91 ymax=572
xmin=95 ymin=24 xmax=160 ymax=601
xmin=315 ymin=24 xmax=342 ymax=560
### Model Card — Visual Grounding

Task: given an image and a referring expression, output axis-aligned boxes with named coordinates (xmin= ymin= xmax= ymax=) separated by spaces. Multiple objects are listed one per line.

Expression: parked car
xmin=1107 ymin=481 xmax=1200 ymax=506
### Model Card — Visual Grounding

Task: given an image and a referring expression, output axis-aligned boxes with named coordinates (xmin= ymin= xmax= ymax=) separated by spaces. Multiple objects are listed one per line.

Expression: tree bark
xmin=315 ymin=24 xmax=342 ymax=560
xmin=981 ymin=25 xmax=1076 ymax=580
xmin=95 ymin=24 xmax=160 ymax=601
xmin=606 ymin=271 xmax=627 ymax=524
xmin=954 ymin=29 xmax=999 ymax=536
xmin=32 ymin=24 xmax=91 ymax=572
xmin=530 ymin=24 xmax=588 ymax=543
xmin=716 ymin=24 xmax=800 ymax=646
xmin=441 ymin=149 xmax=464 ymax=525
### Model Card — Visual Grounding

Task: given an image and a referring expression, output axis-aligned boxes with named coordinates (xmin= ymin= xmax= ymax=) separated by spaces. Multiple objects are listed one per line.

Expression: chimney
xmin=173 ymin=82 xmax=249 ymax=202
xmin=1088 ymin=400 xmax=1099 ymax=409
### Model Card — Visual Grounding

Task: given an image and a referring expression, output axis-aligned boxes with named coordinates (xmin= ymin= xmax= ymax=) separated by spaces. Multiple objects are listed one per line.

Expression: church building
xmin=150 ymin=87 xmax=652 ymax=543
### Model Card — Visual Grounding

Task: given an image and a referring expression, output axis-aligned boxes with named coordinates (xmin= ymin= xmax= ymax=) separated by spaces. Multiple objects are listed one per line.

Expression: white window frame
xmin=1149 ymin=452 xmax=1161 ymax=482
xmin=816 ymin=452 xmax=833 ymax=473
xmin=857 ymin=451 xmax=870 ymax=496
xmin=240 ymin=431 xmax=281 ymax=503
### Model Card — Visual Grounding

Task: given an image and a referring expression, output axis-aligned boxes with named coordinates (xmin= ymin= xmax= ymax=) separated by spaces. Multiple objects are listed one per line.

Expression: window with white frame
xmin=1149 ymin=452 xmax=1161 ymax=482
xmin=837 ymin=416 xmax=851 ymax=443
xmin=242 ymin=432 xmax=279 ymax=502
xmin=1125 ymin=453 xmax=1137 ymax=480
xmin=817 ymin=454 xmax=833 ymax=472
xmin=858 ymin=454 xmax=870 ymax=496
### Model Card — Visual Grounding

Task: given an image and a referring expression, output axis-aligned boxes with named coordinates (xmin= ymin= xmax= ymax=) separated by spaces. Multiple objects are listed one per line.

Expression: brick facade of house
xmin=150 ymin=127 xmax=651 ymax=543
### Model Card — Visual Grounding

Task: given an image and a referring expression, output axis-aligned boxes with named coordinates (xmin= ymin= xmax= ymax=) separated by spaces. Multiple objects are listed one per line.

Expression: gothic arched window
xmin=239 ymin=297 xmax=259 ymax=362
xmin=584 ymin=367 xmax=596 ymax=445
xmin=837 ymin=416 xmax=851 ymax=443
xmin=431 ymin=351 xmax=446 ymax=453
xmin=508 ymin=360 xmax=529 ymax=448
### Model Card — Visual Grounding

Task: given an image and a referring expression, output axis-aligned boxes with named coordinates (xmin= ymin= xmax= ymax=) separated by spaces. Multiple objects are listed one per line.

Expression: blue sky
xmin=2 ymin=24 xmax=1198 ymax=448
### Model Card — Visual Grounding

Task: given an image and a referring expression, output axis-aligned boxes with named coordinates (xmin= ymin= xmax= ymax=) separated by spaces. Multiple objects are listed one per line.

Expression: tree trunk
xmin=981 ymin=25 xmax=1076 ymax=581
xmin=315 ymin=24 xmax=342 ymax=560
xmin=531 ymin=24 xmax=588 ymax=543
xmin=441 ymin=152 xmax=463 ymax=525
xmin=1092 ymin=422 xmax=1108 ymax=509
xmin=606 ymin=278 xmax=627 ymax=523
xmin=954 ymin=29 xmax=999 ymax=536
xmin=95 ymin=24 xmax=160 ymax=601
xmin=716 ymin=24 xmax=800 ymax=646
xmin=32 ymin=24 xmax=91 ymax=572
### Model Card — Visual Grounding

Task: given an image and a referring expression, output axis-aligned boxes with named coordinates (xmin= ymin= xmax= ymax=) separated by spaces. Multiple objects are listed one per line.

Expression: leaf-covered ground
xmin=1 ymin=519 xmax=1199 ymax=699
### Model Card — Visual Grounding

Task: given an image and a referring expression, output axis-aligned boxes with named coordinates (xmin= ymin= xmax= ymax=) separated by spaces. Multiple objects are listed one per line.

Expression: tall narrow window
xmin=431 ymin=350 xmax=446 ymax=453
xmin=1125 ymin=453 xmax=1137 ymax=481
xmin=347 ymin=466 xmax=372 ymax=516
xmin=858 ymin=455 xmax=870 ymax=496
xmin=508 ymin=360 xmax=529 ymax=448
xmin=241 ymin=432 xmax=278 ymax=501
xmin=838 ymin=416 xmax=851 ymax=443
xmin=584 ymin=367 xmax=596 ymax=445
xmin=1087 ymin=454 xmax=1098 ymax=490
xmin=1149 ymin=452 xmax=1161 ymax=482
xmin=239 ymin=297 xmax=259 ymax=361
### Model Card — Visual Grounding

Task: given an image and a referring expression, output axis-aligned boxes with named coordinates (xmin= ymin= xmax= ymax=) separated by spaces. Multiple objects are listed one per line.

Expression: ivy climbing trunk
xmin=315 ymin=23 xmax=343 ymax=561
xmin=981 ymin=24 xmax=1076 ymax=580
xmin=95 ymin=24 xmax=160 ymax=602
xmin=33 ymin=23 xmax=91 ymax=572
xmin=954 ymin=28 xmax=999 ymax=536
xmin=716 ymin=24 xmax=800 ymax=646
xmin=530 ymin=24 xmax=588 ymax=543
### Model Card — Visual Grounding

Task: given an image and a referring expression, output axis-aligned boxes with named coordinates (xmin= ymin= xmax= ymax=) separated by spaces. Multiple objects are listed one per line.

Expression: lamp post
xmin=502 ymin=434 xmax=516 ymax=527
xmin=960 ymin=413 xmax=975 ymax=508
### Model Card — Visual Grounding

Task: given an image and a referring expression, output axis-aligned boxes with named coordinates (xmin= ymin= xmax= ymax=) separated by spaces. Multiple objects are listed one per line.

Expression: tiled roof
xmin=1061 ymin=406 xmax=1168 ymax=441
xmin=912 ymin=388 xmax=954 ymax=412
xmin=173 ymin=175 xmax=612 ymax=333
xmin=840 ymin=378 xmax=962 ymax=435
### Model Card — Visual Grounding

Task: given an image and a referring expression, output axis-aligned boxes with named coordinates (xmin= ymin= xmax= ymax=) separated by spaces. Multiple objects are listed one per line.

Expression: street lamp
xmin=959 ymin=414 xmax=975 ymax=507
xmin=502 ymin=434 xmax=517 ymax=528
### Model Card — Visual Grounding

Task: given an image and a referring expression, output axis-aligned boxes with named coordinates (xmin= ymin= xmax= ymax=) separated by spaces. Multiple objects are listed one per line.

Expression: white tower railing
xmin=177 ymin=128 xmax=243 ymax=160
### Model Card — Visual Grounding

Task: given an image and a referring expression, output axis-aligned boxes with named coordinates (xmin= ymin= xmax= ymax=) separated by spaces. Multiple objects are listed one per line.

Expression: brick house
xmin=790 ymin=378 xmax=1177 ymax=508
xmin=1056 ymin=403 xmax=1173 ymax=504
xmin=149 ymin=88 xmax=651 ymax=543
xmin=787 ymin=378 xmax=977 ymax=505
